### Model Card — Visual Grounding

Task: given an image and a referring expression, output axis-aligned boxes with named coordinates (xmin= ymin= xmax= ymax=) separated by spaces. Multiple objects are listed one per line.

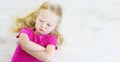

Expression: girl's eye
xmin=47 ymin=24 xmax=51 ymax=26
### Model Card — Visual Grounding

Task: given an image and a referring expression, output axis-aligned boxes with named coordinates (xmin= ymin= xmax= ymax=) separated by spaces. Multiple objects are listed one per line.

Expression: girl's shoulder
xmin=20 ymin=27 xmax=34 ymax=33
xmin=16 ymin=27 xmax=34 ymax=38
xmin=21 ymin=27 xmax=33 ymax=31
xmin=44 ymin=34 xmax=58 ymax=49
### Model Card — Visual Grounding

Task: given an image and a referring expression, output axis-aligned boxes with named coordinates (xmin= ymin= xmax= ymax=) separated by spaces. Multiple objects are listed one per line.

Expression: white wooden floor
xmin=0 ymin=0 xmax=120 ymax=62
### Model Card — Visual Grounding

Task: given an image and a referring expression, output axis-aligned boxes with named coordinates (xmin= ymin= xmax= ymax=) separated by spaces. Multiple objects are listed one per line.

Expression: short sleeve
xmin=47 ymin=36 xmax=58 ymax=50
xmin=16 ymin=28 xmax=33 ymax=40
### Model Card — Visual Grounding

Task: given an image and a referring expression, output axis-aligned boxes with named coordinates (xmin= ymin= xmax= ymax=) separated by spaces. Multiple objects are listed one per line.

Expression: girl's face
xmin=35 ymin=9 xmax=58 ymax=35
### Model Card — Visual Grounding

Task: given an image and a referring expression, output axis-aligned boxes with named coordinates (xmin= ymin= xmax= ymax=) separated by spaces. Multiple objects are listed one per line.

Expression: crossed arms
xmin=19 ymin=33 xmax=56 ymax=62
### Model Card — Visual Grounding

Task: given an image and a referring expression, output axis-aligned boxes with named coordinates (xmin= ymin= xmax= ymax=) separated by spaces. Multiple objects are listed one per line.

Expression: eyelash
xmin=47 ymin=24 xmax=51 ymax=26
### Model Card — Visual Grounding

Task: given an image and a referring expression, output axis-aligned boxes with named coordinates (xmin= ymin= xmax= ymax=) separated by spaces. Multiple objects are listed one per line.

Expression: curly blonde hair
xmin=12 ymin=1 xmax=64 ymax=46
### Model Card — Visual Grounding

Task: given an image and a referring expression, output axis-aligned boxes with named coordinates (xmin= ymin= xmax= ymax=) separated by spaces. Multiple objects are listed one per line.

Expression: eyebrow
xmin=39 ymin=19 xmax=53 ymax=25
xmin=39 ymin=19 xmax=44 ymax=21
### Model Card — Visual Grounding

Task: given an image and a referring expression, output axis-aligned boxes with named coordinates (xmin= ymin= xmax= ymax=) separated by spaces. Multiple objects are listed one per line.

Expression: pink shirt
xmin=11 ymin=27 xmax=57 ymax=62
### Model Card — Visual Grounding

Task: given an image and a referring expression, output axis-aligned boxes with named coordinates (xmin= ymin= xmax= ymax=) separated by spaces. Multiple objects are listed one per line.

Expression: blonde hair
xmin=12 ymin=1 xmax=64 ymax=46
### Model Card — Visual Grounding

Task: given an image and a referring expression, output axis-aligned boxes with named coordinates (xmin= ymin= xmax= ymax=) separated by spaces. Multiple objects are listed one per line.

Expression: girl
xmin=11 ymin=1 xmax=63 ymax=62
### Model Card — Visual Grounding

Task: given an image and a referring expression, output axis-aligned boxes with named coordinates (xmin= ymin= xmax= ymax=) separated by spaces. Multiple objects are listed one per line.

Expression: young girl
xmin=11 ymin=1 xmax=63 ymax=62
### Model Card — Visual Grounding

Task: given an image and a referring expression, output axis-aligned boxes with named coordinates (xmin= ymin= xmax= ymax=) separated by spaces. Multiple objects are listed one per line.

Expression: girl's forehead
xmin=38 ymin=9 xmax=58 ymax=23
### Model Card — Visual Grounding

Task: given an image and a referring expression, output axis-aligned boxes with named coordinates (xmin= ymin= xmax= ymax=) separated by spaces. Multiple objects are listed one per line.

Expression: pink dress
xmin=11 ymin=27 xmax=57 ymax=62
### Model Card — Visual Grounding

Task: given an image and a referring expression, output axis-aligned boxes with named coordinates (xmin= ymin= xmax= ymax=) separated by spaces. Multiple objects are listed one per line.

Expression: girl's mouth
xmin=39 ymin=28 xmax=44 ymax=31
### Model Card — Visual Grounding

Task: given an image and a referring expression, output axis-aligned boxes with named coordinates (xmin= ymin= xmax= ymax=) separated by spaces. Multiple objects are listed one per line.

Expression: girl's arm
xmin=23 ymin=45 xmax=56 ymax=62
xmin=19 ymin=33 xmax=45 ymax=52
xmin=19 ymin=33 xmax=56 ymax=62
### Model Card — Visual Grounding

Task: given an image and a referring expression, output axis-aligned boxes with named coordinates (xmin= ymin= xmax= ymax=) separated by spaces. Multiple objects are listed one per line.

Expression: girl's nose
xmin=41 ymin=23 xmax=46 ymax=28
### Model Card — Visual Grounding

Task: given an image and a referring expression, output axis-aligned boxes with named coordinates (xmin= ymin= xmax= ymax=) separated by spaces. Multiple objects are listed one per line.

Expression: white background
xmin=0 ymin=0 xmax=120 ymax=62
